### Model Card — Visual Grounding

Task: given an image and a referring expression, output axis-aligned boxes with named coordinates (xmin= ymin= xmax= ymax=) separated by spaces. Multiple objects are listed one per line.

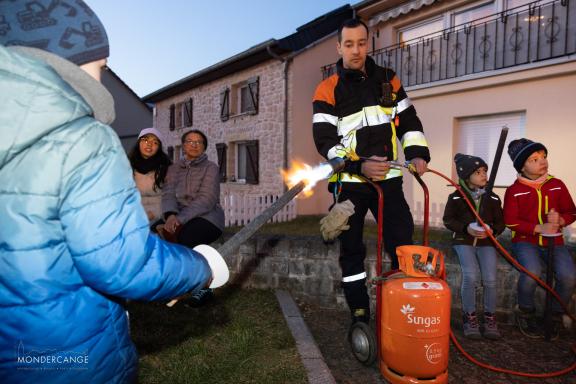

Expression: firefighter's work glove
xmin=320 ymin=200 xmax=355 ymax=242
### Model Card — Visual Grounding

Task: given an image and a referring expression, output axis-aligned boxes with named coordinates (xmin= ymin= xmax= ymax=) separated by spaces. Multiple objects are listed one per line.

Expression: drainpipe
xmin=267 ymin=45 xmax=294 ymax=192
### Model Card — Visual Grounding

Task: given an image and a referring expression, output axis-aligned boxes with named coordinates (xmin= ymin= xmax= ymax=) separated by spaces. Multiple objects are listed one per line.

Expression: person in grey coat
xmin=162 ymin=129 xmax=225 ymax=305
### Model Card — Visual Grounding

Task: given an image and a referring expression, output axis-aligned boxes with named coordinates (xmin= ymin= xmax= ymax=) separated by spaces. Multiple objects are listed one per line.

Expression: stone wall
xmin=215 ymin=234 xmax=575 ymax=324
xmin=154 ymin=59 xmax=287 ymax=197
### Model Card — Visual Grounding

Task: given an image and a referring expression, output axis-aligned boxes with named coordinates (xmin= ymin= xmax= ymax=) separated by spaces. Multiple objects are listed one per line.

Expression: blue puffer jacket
xmin=0 ymin=46 xmax=212 ymax=383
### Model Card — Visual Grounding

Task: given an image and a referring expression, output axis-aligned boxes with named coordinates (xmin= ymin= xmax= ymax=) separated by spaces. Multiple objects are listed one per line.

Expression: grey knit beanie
xmin=454 ymin=153 xmax=488 ymax=180
xmin=0 ymin=0 xmax=109 ymax=66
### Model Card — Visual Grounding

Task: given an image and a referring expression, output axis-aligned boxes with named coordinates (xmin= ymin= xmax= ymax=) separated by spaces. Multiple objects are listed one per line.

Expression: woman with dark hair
xmin=129 ymin=128 xmax=171 ymax=225
xmin=162 ymin=129 xmax=224 ymax=306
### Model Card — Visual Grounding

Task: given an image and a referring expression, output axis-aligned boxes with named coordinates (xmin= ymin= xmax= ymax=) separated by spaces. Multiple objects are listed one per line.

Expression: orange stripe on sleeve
xmin=313 ymin=74 xmax=338 ymax=106
xmin=390 ymin=75 xmax=401 ymax=93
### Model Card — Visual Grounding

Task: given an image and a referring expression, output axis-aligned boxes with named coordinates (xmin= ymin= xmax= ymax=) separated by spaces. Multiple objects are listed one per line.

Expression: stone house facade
xmin=153 ymin=60 xmax=286 ymax=197
xmin=144 ymin=6 xmax=353 ymax=225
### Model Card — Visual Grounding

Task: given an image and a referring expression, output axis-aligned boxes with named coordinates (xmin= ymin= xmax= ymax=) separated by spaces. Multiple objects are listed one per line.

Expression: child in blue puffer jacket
xmin=0 ymin=2 xmax=227 ymax=383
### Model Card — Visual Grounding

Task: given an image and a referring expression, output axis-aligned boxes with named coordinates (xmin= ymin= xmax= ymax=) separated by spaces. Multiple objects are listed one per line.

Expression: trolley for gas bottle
xmin=348 ymin=161 xmax=451 ymax=384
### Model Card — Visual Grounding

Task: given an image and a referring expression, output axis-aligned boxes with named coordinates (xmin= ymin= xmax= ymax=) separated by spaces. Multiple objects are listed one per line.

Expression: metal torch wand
xmin=167 ymin=157 xmax=345 ymax=307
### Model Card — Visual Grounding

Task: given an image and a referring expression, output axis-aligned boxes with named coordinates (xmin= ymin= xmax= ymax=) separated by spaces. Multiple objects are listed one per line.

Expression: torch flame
xmin=281 ymin=160 xmax=334 ymax=198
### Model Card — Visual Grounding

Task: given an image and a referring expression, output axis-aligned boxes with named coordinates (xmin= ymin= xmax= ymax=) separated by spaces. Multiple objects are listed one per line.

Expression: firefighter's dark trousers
xmin=335 ymin=177 xmax=414 ymax=318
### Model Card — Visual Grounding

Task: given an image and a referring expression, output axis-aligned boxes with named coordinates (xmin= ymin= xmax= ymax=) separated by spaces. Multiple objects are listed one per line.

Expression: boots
xmin=462 ymin=312 xmax=481 ymax=339
xmin=515 ymin=306 xmax=543 ymax=339
xmin=483 ymin=312 xmax=501 ymax=340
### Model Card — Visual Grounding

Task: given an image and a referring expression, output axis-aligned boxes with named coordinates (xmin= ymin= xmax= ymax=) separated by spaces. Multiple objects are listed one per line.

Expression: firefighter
xmin=312 ymin=18 xmax=430 ymax=327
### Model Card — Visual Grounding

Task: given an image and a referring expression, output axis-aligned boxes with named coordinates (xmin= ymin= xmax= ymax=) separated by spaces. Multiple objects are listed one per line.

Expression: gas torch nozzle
xmin=326 ymin=157 xmax=346 ymax=176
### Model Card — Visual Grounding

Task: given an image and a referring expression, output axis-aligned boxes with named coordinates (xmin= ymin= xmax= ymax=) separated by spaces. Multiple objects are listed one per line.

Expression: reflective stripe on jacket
xmin=503 ymin=176 xmax=576 ymax=246
xmin=312 ymin=56 xmax=430 ymax=184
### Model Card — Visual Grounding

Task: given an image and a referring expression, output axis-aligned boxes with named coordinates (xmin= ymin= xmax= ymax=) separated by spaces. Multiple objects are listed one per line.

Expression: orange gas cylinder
xmin=379 ymin=245 xmax=451 ymax=384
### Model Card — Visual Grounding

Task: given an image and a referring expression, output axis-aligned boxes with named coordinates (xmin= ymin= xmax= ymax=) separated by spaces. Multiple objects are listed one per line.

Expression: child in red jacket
xmin=504 ymin=138 xmax=576 ymax=338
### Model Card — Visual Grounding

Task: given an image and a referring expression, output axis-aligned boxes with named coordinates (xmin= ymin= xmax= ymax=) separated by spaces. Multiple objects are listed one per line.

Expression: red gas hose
xmin=426 ymin=167 xmax=576 ymax=378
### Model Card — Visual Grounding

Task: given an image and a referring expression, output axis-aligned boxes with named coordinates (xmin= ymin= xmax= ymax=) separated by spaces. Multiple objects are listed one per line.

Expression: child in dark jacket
xmin=504 ymin=138 xmax=576 ymax=338
xmin=443 ymin=154 xmax=505 ymax=340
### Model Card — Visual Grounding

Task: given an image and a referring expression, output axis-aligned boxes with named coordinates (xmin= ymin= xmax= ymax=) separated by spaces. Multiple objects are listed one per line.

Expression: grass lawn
xmin=128 ymin=288 xmax=307 ymax=384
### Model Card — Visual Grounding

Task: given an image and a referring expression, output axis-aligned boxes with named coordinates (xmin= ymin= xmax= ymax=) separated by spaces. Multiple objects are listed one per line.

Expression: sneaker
xmin=483 ymin=312 xmax=501 ymax=340
xmin=351 ymin=308 xmax=370 ymax=325
xmin=185 ymin=288 xmax=213 ymax=307
xmin=463 ymin=312 xmax=482 ymax=339
xmin=515 ymin=306 xmax=543 ymax=339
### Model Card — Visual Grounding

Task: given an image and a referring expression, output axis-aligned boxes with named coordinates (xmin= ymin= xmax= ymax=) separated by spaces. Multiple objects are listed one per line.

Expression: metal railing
xmin=322 ymin=0 xmax=575 ymax=85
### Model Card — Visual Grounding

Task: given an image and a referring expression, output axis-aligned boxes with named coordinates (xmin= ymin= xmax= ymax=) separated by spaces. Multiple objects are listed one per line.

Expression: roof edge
xmin=143 ymin=39 xmax=281 ymax=103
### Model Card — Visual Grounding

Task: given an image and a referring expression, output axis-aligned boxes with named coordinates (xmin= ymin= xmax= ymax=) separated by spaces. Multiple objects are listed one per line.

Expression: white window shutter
xmin=457 ymin=112 xmax=526 ymax=187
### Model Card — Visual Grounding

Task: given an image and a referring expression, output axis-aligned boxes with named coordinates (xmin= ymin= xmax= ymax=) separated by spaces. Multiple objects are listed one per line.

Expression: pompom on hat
xmin=507 ymin=138 xmax=547 ymax=173
xmin=0 ymin=0 xmax=109 ymax=66
xmin=454 ymin=153 xmax=488 ymax=180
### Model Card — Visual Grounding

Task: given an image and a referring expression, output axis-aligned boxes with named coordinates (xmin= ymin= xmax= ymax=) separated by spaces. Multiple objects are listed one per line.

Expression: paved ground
xmin=294 ymin=298 xmax=576 ymax=384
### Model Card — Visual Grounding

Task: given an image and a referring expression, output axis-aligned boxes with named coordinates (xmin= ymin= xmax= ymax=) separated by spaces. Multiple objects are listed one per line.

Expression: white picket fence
xmin=413 ymin=201 xmax=446 ymax=228
xmin=222 ymin=192 xmax=297 ymax=227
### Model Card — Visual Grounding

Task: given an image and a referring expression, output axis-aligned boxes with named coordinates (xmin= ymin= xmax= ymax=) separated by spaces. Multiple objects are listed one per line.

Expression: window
xmin=174 ymin=145 xmax=181 ymax=162
xmin=399 ymin=17 xmax=444 ymax=44
xmin=171 ymin=98 xmax=193 ymax=129
xmin=398 ymin=1 xmax=501 ymax=42
xmin=234 ymin=140 xmax=258 ymax=184
xmin=216 ymin=143 xmax=228 ymax=182
xmin=182 ymin=98 xmax=193 ymax=128
xmin=505 ymin=0 xmax=534 ymax=12
xmin=452 ymin=2 xmax=495 ymax=27
xmin=169 ymin=104 xmax=175 ymax=131
xmin=166 ymin=145 xmax=181 ymax=162
xmin=220 ymin=88 xmax=230 ymax=121
xmin=456 ymin=112 xmax=525 ymax=187
xmin=228 ymin=77 xmax=259 ymax=117
xmin=240 ymin=85 xmax=254 ymax=113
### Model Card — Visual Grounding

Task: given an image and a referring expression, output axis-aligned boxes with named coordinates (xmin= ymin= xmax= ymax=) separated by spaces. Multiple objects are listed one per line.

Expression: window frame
xmin=396 ymin=0 xmax=520 ymax=43
xmin=233 ymin=140 xmax=259 ymax=185
xmin=456 ymin=111 xmax=526 ymax=188
xmin=227 ymin=77 xmax=259 ymax=117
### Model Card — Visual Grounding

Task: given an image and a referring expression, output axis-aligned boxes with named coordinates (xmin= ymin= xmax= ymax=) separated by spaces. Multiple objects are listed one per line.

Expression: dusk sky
xmin=89 ymin=0 xmax=350 ymax=97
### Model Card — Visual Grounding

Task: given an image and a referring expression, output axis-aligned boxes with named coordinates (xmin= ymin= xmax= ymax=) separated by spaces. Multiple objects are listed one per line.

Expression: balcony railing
xmin=322 ymin=0 xmax=576 ymax=85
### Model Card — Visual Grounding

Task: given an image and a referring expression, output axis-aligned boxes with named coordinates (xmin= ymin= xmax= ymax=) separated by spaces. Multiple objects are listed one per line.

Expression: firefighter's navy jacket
xmin=312 ymin=56 xmax=430 ymax=186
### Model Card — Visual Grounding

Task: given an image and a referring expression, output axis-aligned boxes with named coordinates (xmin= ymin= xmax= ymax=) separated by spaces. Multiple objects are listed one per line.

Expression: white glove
xmin=193 ymin=244 xmax=230 ymax=288
xmin=320 ymin=200 xmax=355 ymax=241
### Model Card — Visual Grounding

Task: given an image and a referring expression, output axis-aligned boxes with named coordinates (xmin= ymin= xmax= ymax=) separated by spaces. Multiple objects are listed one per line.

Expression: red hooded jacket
xmin=503 ymin=176 xmax=576 ymax=246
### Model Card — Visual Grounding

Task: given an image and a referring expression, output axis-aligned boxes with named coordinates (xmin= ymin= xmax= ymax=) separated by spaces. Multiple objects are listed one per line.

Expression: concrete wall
xmin=215 ymin=233 xmax=575 ymax=324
